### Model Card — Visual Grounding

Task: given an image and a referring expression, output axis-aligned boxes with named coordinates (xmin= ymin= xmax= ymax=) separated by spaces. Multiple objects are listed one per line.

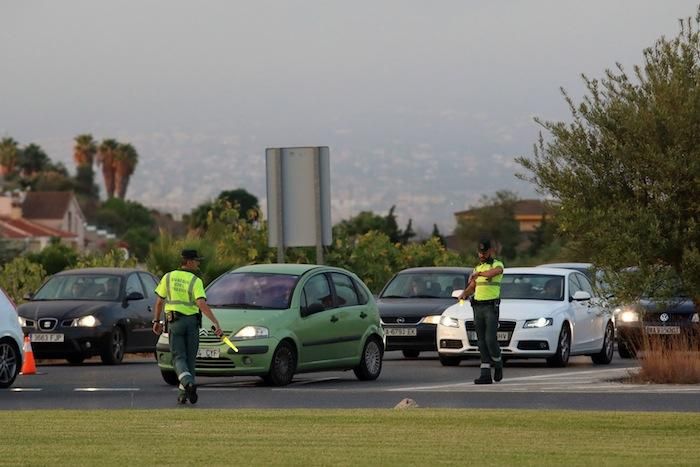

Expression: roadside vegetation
xmin=631 ymin=334 xmax=700 ymax=384
xmin=1 ymin=409 xmax=699 ymax=465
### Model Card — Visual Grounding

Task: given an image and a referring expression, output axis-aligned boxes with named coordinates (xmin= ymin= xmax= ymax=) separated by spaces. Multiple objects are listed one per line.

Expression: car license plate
xmin=384 ymin=327 xmax=417 ymax=337
xmin=645 ymin=326 xmax=680 ymax=335
xmin=196 ymin=348 xmax=220 ymax=358
xmin=468 ymin=331 xmax=510 ymax=341
xmin=30 ymin=333 xmax=64 ymax=343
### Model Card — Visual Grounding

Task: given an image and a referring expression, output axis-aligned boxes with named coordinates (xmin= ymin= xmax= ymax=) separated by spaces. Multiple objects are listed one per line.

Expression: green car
xmin=156 ymin=264 xmax=384 ymax=386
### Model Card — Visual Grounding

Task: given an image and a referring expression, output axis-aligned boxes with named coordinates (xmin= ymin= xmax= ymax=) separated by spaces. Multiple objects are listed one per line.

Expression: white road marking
xmin=74 ymin=388 xmax=140 ymax=392
xmin=9 ymin=388 xmax=42 ymax=392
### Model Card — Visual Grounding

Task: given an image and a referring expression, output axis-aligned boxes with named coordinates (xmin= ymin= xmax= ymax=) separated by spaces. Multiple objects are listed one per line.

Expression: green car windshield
xmin=207 ymin=272 xmax=299 ymax=309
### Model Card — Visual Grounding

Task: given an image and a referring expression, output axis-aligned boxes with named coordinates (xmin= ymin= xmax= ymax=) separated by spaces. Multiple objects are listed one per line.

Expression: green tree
xmin=0 ymin=137 xmax=19 ymax=179
xmin=431 ymin=223 xmax=446 ymax=246
xmin=75 ymin=248 xmax=137 ymax=269
xmin=0 ymin=256 xmax=46 ymax=303
xmin=114 ymin=143 xmax=138 ymax=199
xmin=517 ymin=11 xmax=700 ymax=305
xmin=95 ymin=198 xmax=155 ymax=236
xmin=26 ymin=239 xmax=79 ymax=275
xmin=97 ymin=139 xmax=119 ymax=199
xmin=187 ymin=189 xmax=260 ymax=231
xmin=333 ymin=206 xmax=414 ymax=244
xmin=148 ymin=205 xmax=274 ymax=285
xmin=94 ymin=198 xmax=156 ymax=260
xmin=73 ymin=134 xmax=100 ymax=201
xmin=454 ymin=191 xmax=522 ymax=261
xmin=17 ymin=143 xmax=51 ymax=176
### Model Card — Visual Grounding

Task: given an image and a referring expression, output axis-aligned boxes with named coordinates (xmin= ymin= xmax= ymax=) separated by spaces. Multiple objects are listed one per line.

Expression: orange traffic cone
xmin=20 ymin=335 xmax=37 ymax=375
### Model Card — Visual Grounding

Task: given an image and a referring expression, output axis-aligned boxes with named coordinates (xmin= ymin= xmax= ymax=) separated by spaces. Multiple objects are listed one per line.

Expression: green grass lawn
xmin=1 ymin=409 xmax=699 ymax=466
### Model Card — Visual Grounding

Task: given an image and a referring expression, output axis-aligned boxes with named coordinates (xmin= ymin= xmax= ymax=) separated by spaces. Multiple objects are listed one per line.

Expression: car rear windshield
xmin=33 ymin=275 xmax=122 ymax=301
xmin=206 ymin=272 xmax=299 ymax=309
xmin=500 ymin=274 xmax=564 ymax=301
xmin=380 ymin=272 xmax=468 ymax=299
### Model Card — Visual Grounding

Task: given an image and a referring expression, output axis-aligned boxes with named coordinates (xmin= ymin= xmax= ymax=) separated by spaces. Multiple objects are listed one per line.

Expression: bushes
xmin=0 ymin=256 xmax=47 ymax=304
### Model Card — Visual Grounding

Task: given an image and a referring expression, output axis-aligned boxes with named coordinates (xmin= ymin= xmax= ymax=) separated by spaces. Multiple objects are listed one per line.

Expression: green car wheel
xmin=263 ymin=342 xmax=297 ymax=386
xmin=354 ymin=336 xmax=383 ymax=380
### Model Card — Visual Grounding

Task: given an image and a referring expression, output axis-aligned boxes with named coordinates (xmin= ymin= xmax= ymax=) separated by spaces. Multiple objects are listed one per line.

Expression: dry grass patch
xmin=630 ymin=333 xmax=700 ymax=384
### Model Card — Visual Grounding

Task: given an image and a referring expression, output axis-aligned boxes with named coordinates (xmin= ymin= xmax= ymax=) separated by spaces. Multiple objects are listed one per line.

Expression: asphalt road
xmin=3 ymin=351 xmax=700 ymax=411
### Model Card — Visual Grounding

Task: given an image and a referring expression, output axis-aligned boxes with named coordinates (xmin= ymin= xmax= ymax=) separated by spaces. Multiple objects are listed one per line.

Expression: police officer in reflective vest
xmin=152 ymin=249 xmax=223 ymax=404
xmin=458 ymin=239 xmax=504 ymax=384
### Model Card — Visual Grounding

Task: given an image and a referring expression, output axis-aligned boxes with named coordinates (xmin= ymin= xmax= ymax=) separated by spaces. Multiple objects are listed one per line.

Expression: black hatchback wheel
xmin=0 ymin=338 xmax=21 ymax=389
xmin=100 ymin=326 xmax=125 ymax=365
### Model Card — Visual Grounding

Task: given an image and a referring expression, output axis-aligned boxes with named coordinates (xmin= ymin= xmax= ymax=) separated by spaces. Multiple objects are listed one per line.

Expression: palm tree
xmin=114 ymin=143 xmax=138 ymax=199
xmin=97 ymin=139 xmax=119 ymax=198
xmin=18 ymin=143 xmax=50 ymax=177
xmin=0 ymin=137 xmax=19 ymax=177
xmin=73 ymin=134 xmax=97 ymax=167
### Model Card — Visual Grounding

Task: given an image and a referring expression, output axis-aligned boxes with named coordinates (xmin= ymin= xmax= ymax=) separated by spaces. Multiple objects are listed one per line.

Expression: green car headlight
xmin=234 ymin=326 xmax=269 ymax=339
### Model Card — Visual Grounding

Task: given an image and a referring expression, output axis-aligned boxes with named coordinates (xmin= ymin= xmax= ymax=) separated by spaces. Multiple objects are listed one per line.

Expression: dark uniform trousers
xmin=168 ymin=313 xmax=199 ymax=390
xmin=472 ymin=299 xmax=502 ymax=367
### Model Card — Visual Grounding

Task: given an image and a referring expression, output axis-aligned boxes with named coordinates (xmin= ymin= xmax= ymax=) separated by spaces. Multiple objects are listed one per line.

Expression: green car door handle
xmin=360 ymin=312 xmax=367 ymax=319
xmin=330 ymin=315 xmax=339 ymax=323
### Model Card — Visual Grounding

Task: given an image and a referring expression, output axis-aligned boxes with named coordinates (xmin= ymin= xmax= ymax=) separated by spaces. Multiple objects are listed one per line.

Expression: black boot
xmin=185 ymin=383 xmax=198 ymax=404
xmin=494 ymin=362 xmax=503 ymax=382
xmin=474 ymin=367 xmax=492 ymax=385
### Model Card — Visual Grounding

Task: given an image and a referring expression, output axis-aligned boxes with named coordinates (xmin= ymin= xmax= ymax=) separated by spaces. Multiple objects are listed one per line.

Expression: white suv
xmin=0 ymin=288 xmax=23 ymax=388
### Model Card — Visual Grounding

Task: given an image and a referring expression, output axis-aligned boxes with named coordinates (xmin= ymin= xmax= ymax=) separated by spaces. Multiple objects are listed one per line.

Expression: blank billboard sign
xmin=266 ymin=147 xmax=331 ymax=248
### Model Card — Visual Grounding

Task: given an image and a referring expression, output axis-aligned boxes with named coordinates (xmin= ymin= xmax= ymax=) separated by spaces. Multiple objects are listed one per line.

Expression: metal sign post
xmin=266 ymin=147 xmax=331 ymax=264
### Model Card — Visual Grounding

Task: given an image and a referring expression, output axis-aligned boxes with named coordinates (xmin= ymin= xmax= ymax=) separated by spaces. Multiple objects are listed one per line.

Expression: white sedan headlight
xmin=70 ymin=315 xmax=101 ymax=327
xmin=523 ymin=317 xmax=553 ymax=328
xmin=421 ymin=315 xmax=442 ymax=325
xmin=439 ymin=316 xmax=460 ymax=328
xmin=234 ymin=326 xmax=269 ymax=339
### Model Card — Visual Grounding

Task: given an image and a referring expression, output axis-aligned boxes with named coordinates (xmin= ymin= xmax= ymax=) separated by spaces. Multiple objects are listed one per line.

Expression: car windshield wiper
xmin=409 ymin=294 xmax=440 ymax=299
xmin=211 ymin=303 xmax=266 ymax=309
xmin=380 ymin=295 xmax=407 ymax=299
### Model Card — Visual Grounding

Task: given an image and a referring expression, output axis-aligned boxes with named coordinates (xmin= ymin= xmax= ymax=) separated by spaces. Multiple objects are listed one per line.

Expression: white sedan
xmin=436 ymin=267 xmax=614 ymax=367
xmin=0 ymin=287 xmax=23 ymax=388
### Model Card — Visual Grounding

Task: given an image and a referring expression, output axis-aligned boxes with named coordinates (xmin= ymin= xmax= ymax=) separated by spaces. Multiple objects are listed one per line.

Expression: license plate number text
xmin=30 ymin=333 xmax=64 ymax=343
xmin=645 ymin=326 xmax=680 ymax=335
xmin=384 ymin=327 xmax=417 ymax=337
xmin=196 ymin=348 xmax=220 ymax=358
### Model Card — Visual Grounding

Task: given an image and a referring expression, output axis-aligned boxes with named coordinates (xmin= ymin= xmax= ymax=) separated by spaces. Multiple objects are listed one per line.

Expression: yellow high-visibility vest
xmin=155 ymin=270 xmax=205 ymax=315
xmin=473 ymin=259 xmax=504 ymax=301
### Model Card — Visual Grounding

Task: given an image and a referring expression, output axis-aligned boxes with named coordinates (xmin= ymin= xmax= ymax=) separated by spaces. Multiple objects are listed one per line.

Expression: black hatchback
xmin=17 ymin=267 xmax=160 ymax=365
xmin=377 ymin=267 xmax=471 ymax=358
xmin=616 ymin=296 xmax=699 ymax=358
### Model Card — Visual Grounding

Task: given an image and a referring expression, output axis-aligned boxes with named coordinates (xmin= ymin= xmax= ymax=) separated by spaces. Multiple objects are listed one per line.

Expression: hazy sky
xmin=1 ymin=1 xmax=698 ymax=231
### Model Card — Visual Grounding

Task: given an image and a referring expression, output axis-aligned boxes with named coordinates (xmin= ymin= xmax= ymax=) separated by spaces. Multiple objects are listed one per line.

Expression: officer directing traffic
xmin=152 ymin=249 xmax=223 ymax=404
xmin=458 ymin=239 xmax=504 ymax=384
